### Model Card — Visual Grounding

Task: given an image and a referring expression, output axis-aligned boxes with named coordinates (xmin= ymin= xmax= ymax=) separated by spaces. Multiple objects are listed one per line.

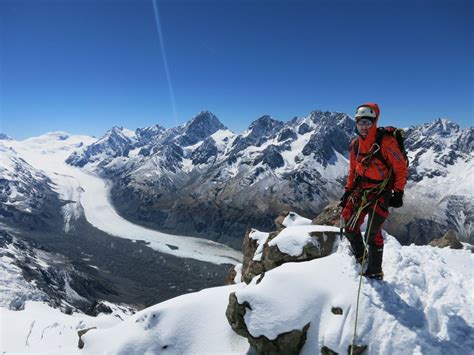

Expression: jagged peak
xmin=102 ymin=126 xmax=136 ymax=141
xmin=248 ymin=115 xmax=283 ymax=130
xmin=178 ymin=111 xmax=227 ymax=145
xmin=412 ymin=118 xmax=461 ymax=135
xmin=137 ymin=124 xmax=165 ymax=132
xmin=187 ymin=111 xmax=225 ymax=128
xmin=432 ymin=117 xmax=460 ymax=130
xmin=0 ymin=133 xmax=13 ymax=141
xmin=135 ymin=124 xmax=166 ymax=139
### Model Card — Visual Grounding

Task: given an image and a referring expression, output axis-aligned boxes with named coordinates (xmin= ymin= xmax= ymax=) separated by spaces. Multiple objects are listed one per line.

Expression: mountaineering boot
xmin=346 ymin=234 xmax=365 ymax=264
xmin=363 ymin=246 xmax=384 ymax=280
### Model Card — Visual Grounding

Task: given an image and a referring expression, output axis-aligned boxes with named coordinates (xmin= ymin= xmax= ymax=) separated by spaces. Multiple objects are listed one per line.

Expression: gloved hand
xmin=339 ymin=191 xmax=351 ymax=208
xmin=389 ymin=190 xmax=404 ymax=208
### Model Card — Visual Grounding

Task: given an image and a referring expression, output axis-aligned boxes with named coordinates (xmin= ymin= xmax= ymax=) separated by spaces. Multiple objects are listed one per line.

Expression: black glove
xmin=339 ymin=191 xmax=351 ymax=208
xmin=389 ymin=190 xmax=404 ymax=208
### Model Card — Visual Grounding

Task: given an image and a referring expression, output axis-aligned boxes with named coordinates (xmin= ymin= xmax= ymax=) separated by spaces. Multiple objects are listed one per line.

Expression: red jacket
xmin=345 ymin=103 xmax=408 ymax=193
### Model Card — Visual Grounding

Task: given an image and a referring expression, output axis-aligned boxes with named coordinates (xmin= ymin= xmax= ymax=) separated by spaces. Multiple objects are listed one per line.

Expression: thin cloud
xmin=152 ymin=0 xmax=178 ymax=125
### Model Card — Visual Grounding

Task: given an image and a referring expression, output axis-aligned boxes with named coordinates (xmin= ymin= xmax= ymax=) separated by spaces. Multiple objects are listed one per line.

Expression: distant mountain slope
xmin=0 ymin=144 xmax=61 ymax=231
xmin=386 ymin=119 xmax=473 ymax=244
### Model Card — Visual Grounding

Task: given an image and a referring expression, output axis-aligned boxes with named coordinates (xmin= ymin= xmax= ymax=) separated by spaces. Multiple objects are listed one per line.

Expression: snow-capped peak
xmin=181 ymin=111 xmax=227 ymax=141
xmin=99 ymin=126 xmax=137 ymax=143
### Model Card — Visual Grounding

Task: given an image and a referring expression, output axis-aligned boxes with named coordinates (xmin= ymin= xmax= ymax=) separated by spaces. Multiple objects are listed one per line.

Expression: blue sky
xmin=0 ymin=0 xmax=472 ymax=139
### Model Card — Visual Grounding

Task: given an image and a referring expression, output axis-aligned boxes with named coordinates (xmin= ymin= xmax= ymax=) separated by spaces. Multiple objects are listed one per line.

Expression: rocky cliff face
xmin=0 ymin=145 xmax=62 ymax=231
xmin=385 ymin=119 xmax=473 ymax=245
xmin=0 ymin=229 xmax=118 ymax=314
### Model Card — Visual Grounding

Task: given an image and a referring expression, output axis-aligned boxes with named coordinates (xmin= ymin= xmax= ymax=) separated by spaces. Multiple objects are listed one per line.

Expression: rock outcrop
xmin=428 ymin=230 xmax=464 ymax=249
xmin=226 ymin=212 xmax=341 ymax=353
xmin=226 ymin=292 xmax=310 ymax=355
xmin=312 ymin=201 xmax=341 ymax=227
xmin=234 ymin=212 xmax=340 ymax=285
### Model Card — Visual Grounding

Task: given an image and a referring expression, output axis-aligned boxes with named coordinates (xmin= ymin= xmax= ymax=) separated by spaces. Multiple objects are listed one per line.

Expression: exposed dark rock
xmin=347 ymin=344 xmax=368 ymax=354
xmin=226 ymin=292 xmax=310 ymax=355
xmin=226 ymin=292 xmax=252 ymax=338
xmin=312 ymin=202 xmax=341 ymax=227
xmin=331 ymin=307 xmax=343 ymax=315
xmin=321 ymin=346 xmax=339 ymax=355
xmin=224 ymin=265 xmax=237 ymax=285
xmin=77 ymin=327 xmax=97 ymax=349
xmin=278 ymin=128 xmax=297 ymax=142
xmin=429 ymin=230 xmax=463 ymax=249
xmin=88 ymin=301 xmax=113 ymax=316
xmin=241 ymin=229 xmax=261 ymax=281
xmin=253 ymin=145 xmax=284 ymax=169
xmin=179 ymin=111 xmax=226 ymax=146
xmin=274 ymin=211 xmax=291 ymax=231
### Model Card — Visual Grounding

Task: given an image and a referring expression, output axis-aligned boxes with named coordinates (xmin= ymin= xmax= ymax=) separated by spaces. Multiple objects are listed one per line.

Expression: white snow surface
xmin=282 ymin=211 xmax=313 ymax=227
xmin=211 ymin=129 xmax=236 ymax=150
xmin=249 ymin=229 xmax=270 ymax=261
xmin=0 ymin=133 xmax=241 ymax=265
xmin=1 ymin=225 xmax=473 ymax=354
xmin=0 ymin=301 xmax=124 ymax=354
xmin=268 ymin=225 xmax=340 ymax=256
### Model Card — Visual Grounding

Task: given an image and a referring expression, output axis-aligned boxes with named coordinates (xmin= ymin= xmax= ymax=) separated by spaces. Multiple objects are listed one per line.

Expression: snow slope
xmin=81 ymin=231 xmax=474 ymax=354
xmin=0 ymin=301 xmax=125 ymax=354
xmin=3 ymin=225 xmax=471 ymax=354
xmin=1 ymin=133 xmax=241 ymax=265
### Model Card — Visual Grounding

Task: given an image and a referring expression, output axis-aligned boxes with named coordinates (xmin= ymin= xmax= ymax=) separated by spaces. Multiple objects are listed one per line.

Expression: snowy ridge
xmin=2 ymin=223 xmax=472 ymax=354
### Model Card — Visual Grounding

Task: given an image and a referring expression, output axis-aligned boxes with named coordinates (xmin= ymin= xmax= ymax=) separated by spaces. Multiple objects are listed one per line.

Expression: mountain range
xmin=61 ymin=110 xmax=473 ymax=248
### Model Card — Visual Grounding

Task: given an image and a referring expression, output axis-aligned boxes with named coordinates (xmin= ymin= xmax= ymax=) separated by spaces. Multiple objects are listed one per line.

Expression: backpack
xmin=353 ymin=126 xmax=409 ymax=168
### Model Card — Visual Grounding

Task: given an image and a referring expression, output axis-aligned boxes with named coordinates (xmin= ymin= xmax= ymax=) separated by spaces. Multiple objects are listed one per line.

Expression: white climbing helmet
xmin=355 ymin=106 xmax=377 ymax=119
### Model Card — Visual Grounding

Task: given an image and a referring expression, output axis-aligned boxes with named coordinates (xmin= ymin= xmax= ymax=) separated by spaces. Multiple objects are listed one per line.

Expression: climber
xmin=339 ymin=103 xmax=408 ymax=280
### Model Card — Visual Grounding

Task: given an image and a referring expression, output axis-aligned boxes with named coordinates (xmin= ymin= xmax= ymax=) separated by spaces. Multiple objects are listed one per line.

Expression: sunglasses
xmin=356 ymin=119 xmax=374 ymax=127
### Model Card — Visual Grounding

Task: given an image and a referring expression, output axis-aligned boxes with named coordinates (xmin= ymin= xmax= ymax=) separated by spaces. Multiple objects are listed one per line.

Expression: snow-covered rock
xmin=238 ymin=212 xmax=339 ymax=284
